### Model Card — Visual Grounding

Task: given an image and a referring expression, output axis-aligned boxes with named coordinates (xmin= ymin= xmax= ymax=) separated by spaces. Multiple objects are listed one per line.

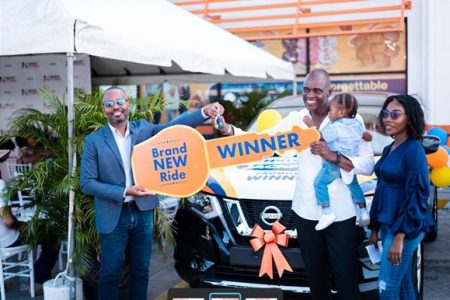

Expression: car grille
xmin=214 ymin=264 xmax=309 ymax=284
xmin=238 ymin=199 xmax=295 ymax=230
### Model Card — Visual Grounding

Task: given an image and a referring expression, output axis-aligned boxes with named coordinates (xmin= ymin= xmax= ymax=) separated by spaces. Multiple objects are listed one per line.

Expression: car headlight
xmin=223 ymin=198 xmax=252 ymax=235
xmin=186 ymin=193 xmax=222 ymax=219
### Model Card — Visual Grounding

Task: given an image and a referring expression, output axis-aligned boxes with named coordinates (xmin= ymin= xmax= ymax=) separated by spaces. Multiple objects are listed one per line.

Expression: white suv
xmin=173 ymin=92 xmax=438 ymax=299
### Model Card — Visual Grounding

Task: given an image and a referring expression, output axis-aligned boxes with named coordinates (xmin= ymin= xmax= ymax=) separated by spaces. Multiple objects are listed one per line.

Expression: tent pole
xmin=66 ymin=52 xmax=77 ymax=300
xmin=292 ymin=77 xmax=297 ymax=96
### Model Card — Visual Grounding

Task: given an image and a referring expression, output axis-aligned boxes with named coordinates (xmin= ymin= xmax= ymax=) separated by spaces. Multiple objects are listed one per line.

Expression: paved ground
xmin=423 ymin=206 xmax=450 ymax=299
xmin=7 ymin=207 xmax=450 ymax=300
xmin=4 ymin=240 xmax=182 ymax=300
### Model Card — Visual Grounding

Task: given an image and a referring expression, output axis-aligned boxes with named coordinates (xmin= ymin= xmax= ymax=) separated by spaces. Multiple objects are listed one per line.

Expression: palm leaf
xmin=153 ymin=207 xmax=177 ymax=261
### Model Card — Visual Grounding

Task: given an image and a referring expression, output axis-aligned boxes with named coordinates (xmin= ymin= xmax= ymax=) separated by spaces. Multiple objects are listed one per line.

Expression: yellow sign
xmin=132 ymin=125 xmax=319 ymax=197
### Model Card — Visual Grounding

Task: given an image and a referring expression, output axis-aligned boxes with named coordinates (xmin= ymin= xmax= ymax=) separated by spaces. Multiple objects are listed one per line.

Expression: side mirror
xmin=422 ymin=135 xmax=440 ymax=154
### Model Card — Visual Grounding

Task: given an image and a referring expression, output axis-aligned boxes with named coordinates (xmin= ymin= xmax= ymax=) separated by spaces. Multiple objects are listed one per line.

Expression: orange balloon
xmin=427 ymin=146 xmax=449 ymax=168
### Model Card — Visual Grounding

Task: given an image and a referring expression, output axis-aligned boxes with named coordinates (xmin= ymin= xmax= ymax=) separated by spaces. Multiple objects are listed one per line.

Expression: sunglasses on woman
xmin=104 ymin=98 xmax=127 ymax=108
xmin=380 ymin=109 xmax=406 ymax=120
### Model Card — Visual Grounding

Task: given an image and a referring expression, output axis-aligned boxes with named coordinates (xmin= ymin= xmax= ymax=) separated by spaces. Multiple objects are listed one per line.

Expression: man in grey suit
xmin=80 ymin=86 xmax=224 ymax=300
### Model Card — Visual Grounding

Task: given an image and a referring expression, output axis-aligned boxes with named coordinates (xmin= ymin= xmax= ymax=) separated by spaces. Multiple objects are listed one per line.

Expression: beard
xmin=107 ymin=111 xmax=128 ymax=126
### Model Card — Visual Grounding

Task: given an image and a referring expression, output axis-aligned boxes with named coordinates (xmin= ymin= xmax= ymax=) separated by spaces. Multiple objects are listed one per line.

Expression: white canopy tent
xmin=0 ymin=0 xmax=294 ymax=83
xmin=0 ymin=0 xmax=293 ymax=297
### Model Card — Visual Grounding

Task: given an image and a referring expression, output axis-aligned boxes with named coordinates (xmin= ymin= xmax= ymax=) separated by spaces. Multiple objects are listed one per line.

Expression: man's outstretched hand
xmin=203 ymin=102 xmax=224 ymax=118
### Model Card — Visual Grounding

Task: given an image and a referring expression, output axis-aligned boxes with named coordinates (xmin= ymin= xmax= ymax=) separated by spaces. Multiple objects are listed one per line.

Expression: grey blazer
xmin=80 ymin=110 xmax=206 ymax=233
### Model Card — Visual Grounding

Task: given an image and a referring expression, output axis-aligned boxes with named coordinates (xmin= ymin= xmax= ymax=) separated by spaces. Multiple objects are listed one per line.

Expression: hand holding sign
xmin=132 ymin=125 xmax=320 ymax=197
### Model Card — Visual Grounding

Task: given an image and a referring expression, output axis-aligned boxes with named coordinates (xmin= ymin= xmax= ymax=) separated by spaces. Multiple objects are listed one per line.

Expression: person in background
xmin=162 ymin=81 xmax=180 ymax=122
xmin=217 ymin=69 xmax=374 ymax=300
xmin=187 ymin=94 xmax=204 ymax=112
xmin=10 ymin=138 xmax=23 ymax=160
xmin=0 ymin=138 xmax=16 ymax=179
xmin=17 ymin=137 xmax=49 ymax=165
xmin=179 ymin=83 xmax=191 ymax=115
xmin=0 ymin=179 xmax=59 ymax=292
xmin=0 ymin=138 xmax=15 ymax=158
xmin=80 ymin=86 xmax=224 ymax=300
xmin=368 ymin=95 xmax=433 ymax=299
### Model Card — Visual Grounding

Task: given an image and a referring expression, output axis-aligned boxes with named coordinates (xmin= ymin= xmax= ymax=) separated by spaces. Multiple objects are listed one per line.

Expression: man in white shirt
xmin=218 ymin=69 xmax=374 ymax=300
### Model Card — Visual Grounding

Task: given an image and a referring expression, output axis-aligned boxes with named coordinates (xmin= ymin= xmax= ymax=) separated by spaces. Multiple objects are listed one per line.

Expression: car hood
xmin=203 ymin=156 xmax=298 ymax=200
xmin=202 ymin=156 xmax=377 ymax=200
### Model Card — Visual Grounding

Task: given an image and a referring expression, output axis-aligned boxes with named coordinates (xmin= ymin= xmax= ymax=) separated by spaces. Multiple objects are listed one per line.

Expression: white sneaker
xmin=358 ymin=208 xmax=370 ymax=227
xmin=315 ymin=212 xmax=337 ymax=231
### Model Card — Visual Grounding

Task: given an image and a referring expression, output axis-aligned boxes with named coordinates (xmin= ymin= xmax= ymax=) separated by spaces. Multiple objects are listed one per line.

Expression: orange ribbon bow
xmin=249 ymin=221 xmax=293 ymax=279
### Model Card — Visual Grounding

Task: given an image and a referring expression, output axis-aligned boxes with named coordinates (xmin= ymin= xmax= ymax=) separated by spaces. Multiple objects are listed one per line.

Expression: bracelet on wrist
xmin=333 ymin=151 xmax=342 ymax=165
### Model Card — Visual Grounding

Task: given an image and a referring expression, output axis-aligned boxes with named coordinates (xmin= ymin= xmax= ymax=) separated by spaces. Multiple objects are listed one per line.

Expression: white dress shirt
xmin=108 ymin=122 xmax=134 ymax=202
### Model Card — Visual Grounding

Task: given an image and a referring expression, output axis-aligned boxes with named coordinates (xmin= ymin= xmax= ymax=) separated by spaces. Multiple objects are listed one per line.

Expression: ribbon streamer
xmin=249 ymin=221 xmax=293 ymax=279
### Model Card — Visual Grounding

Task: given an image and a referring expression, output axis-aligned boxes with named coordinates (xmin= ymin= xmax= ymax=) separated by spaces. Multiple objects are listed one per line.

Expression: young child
xmin=307 ymin=93 xmax=371 ymax=230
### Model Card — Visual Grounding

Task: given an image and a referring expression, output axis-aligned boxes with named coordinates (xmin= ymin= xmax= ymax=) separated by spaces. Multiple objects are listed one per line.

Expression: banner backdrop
xmin=0 ymin=54 xmax=91 ymax=132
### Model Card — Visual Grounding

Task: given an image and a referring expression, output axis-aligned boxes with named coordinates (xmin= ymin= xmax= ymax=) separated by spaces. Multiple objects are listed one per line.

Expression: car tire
xmin=425 ymin=187 xmax=438 ymax=242
xmin=412 ymin=242 xmax=424 ymax=300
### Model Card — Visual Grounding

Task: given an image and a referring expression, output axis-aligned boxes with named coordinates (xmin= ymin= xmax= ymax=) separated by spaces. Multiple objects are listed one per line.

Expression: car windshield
xmin=247 ymin=102 xmax=393 ymax=156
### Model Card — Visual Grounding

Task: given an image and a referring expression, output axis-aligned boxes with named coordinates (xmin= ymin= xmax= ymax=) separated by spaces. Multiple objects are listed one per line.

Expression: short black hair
xmin=305 ymin=69 xmax=331 ymax=88
xmin=377 ymin=94 xmax=426 ymax=140
xmin=331 ymin=93 xmax=358 ymax=118
xmin=0 ymin=138 xmax=15 ymax=150
xmin=15 ymin=136 xmax=27 ymax=148
xmin=102 ymin=86 xmax=126 ymax=100
xmin=308 ymin=68 xmax=330 ymax=79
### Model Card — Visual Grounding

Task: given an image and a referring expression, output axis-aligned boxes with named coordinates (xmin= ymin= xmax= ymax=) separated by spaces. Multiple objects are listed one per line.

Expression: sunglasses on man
xmin=380 ymin=109 xmax=407 ymax=120
xmin=104 ymin=98 xmax=127 ymax=108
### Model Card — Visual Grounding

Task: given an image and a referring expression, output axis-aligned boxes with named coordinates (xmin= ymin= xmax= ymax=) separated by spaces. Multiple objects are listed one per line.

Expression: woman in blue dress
xmin=368 ymin=94 xmax=432 ymax=299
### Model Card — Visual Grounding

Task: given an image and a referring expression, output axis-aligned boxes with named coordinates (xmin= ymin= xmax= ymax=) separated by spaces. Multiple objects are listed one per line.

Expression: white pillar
xmin=411 ymin=0 xmax=450 ymax=127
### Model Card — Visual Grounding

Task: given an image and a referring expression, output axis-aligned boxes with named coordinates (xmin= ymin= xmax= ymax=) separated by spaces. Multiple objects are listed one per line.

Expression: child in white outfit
xmin=306 ymin=93 xmax=371 ymax=230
